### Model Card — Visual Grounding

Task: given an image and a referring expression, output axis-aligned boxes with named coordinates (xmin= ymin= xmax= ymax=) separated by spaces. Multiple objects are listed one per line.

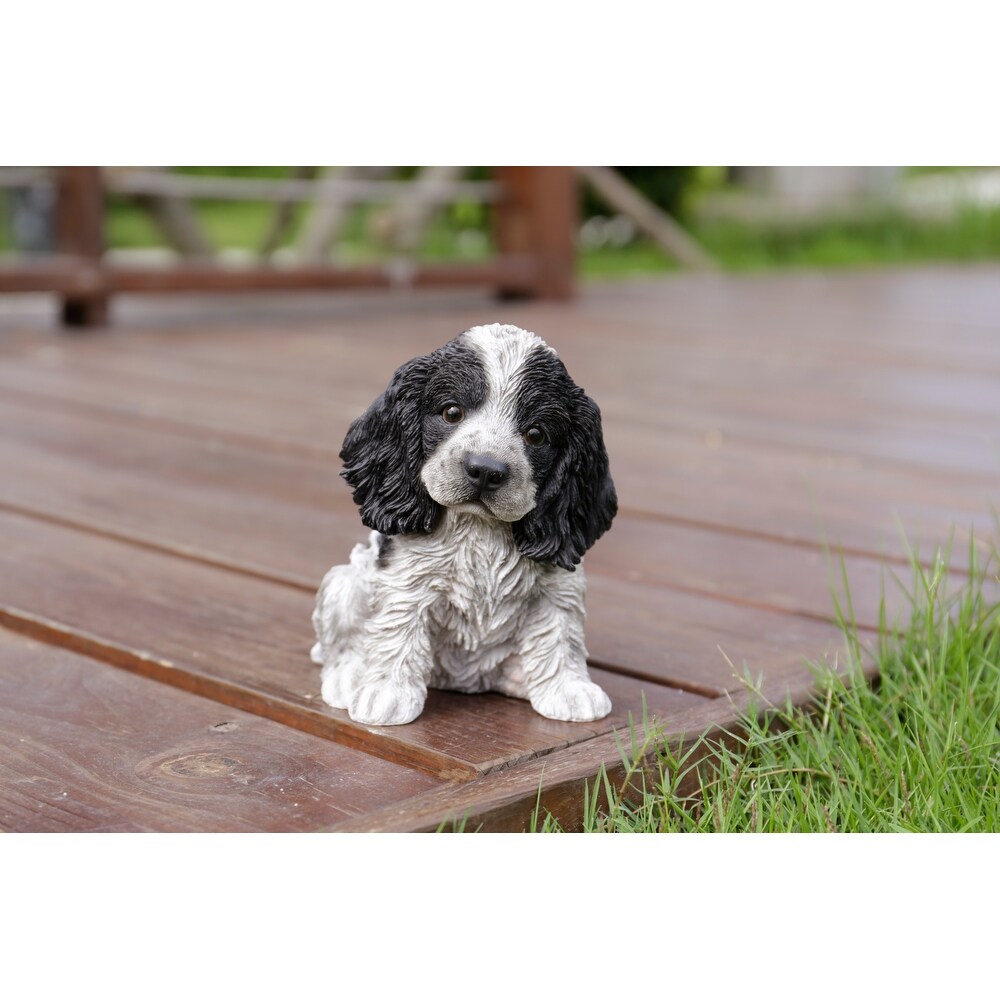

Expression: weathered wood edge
xmin=0 ymin=488 xmax=880 ymax=664
xmin=325 ymin=665 xmax=877 ymax=833
xmin=2 ymin=366 xmax=989 ymax=579
xmin=0 ymin=625 xmax=446 ymax=832
xmin=0 ymin=604 xmax=478 ymax=782
xmin=0 ymin=603 xmax=707 ymax=786
xmin=0 ymin=256 xmax=539 ymax=296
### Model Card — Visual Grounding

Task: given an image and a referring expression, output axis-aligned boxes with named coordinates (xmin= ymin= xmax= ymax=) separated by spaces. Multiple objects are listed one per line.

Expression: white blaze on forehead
xmin=416 ymin=324 xmax=545 ymax=521
xmin=461 ymin=324 xmax=556 ymax=412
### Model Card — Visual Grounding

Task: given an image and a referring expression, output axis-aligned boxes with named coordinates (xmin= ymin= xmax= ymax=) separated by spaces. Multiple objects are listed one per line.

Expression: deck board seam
xmin=0 ymin=495 xmax=884 ymax=652
xmin=2 ymin=371 xmax=999 ymax=486
xmin=616 ymin=505 xmax=984 ymax=578
xmin=0 ymin=609 xmax=480 ymax=783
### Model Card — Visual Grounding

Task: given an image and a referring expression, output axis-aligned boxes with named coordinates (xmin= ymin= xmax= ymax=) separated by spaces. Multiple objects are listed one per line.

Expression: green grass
xmin=695 ymin=208 xmax=1000 ymax=270
xmin=100 ymin=197 xmax=493 ymax=265
xmin=580 ymin=208 xmax=1000 ymax=277
xmin=531 ymin=540 xmax=1000 ymax=833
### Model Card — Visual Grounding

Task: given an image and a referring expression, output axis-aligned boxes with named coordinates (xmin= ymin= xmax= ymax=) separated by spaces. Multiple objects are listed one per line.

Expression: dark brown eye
xmin=524 ymin=427 xmax=546 ymax=446
xmin=442 ymin=404 xmax=464 ymax=424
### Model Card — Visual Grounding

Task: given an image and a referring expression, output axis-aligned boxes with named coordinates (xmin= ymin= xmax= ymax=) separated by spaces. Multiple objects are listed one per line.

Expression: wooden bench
xmin=0 ymin=167 xmax=577 ymax=326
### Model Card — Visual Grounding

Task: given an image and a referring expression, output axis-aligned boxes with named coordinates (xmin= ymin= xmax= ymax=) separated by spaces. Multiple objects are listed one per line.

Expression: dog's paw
xmin=320 ymin=664 xmax=352 ymax=710
xmin=531 ymin=678 xmax=612 ymax=723
xmin=349 ymin=679 xmax=426 ymax=726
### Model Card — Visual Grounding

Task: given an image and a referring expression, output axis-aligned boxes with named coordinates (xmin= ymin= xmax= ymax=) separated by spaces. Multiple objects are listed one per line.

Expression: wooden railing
xmin=0 ymin=167 xmax=577 ymax=326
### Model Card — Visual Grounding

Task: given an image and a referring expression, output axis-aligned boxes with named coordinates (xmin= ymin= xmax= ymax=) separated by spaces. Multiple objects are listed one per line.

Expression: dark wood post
xmin=493 ymin=167 xmax=577 ymax=300
xmin=55 ymin=167 xmax=108 ymax=327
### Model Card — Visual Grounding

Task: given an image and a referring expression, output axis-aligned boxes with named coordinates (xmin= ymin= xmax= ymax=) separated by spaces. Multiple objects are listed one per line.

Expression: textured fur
xmin=312 ymin=323 xmax=617 ymax=725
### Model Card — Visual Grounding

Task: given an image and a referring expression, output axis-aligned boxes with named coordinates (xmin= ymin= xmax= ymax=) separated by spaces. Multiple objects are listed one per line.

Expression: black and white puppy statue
xmin=312 ymin=323 xmax=617 ymax=726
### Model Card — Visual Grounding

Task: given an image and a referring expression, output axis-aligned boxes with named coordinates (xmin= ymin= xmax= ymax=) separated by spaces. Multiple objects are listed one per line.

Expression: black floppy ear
xmin=340 ymin=355 xmax=440 ymax=536
xmin=513 ymin=393 xmax=617 ymax=571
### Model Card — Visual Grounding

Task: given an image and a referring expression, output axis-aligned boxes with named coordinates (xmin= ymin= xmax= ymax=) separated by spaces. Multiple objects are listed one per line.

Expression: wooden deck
xmin=2 ymin=266 xmax=998 ymax=831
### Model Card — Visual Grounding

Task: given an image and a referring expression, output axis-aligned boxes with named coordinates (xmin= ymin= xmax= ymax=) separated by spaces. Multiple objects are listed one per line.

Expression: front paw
xmin=531 ymin=678 xmax=612 ymax=723
xmin=320 ymin=659 xmax=359 ymax=711
xmin=349 ymin=679 xmax=426 ymax=726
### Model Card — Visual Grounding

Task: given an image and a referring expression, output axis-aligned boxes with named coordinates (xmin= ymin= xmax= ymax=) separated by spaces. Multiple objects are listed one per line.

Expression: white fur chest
xmin=434 ymin=515 xmax=541 ymax=645
xmin=356 ymin=513 xmax=549 ymax=694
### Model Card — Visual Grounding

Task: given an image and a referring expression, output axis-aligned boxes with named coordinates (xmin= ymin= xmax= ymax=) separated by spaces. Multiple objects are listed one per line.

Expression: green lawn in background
xmin=101 ymin=198 xmax=1000 ymax=275
xmin=580 ymin=208 xmax=1000 ymax=276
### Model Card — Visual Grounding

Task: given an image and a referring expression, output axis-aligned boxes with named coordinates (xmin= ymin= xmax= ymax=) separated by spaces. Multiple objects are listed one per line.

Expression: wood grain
xmin=0 ymin=627 xmax=443 ymax=832
xmin=3 ymin=371 xmax=989 ymax=579
xmin=8 ymin=302 xmax=1000 ymax=425
xmin=2 ymin=265 xmax=997 ymax=831
xmin=0 ymin=509 xmax=709 ymax=779
xmin=0 ymin=393 xmax=967 ymax=635
xmin=2 ymin=305 xmax=998 ymax=480
xmin=0 ymin=405 xmax=855 ymax=696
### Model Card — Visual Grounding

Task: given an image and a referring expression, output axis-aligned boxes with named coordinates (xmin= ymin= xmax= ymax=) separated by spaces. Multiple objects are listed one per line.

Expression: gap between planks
xmin=0 ymin=384 xmax=987 ymax=585
xmin=0 ymin=605 xmax=478 ymax=783
xmin=0 ymin=602 xmax=712 ymax=785
xmin=0 ymin=493 xmax=894 ymax=638
xmin=2 ymin=341 xmax=996 ymax=485
xmin=0 ymin=506 xmax=717 ymax=785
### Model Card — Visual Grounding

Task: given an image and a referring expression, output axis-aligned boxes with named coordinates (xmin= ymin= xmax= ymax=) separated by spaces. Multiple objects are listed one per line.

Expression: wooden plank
xmin=44 ymin=267 xmax=1000 ymax=372
xmin=569 ymin=293 xmax=1000 ymax=376
xmin=584 ymin=571 xmax=848 ymax=698
xmin=588 ymin=516 xmax=914 ymax=630
xmin=0 ymin=627 xmax=443 ymax=832
xmin=0 ymin=510 xmax=709 ymax=779
xmin=0 ymin=255 xmax=101 ymax=294
xmin=0 ymin=424 xmax=847 ymax=697
xmin=2 ymin=301 xmax=996 ymax=479
xmin=0 ymin=393 xmax=965 ymax=632
xmin=80 ymin=275 xmax=1000 ymax=418
xmin=103 ymin=169 xmax=500 ymax=204
xmin=606 ymin=426 xmax=999 ymax=565
xmin=105 ymin=259 xmax=537 ymax=294
xmin=574 ymin=266 xmax=1000 ymax=337
xmin=56 ymin=305 xmax=995 ymax=486
xmin=0 ymin=389 xmax=899 ymax=636
xmin=0 ymin=258 xmax=538 ymax=297
xmin=9 ymin=262 xmax=1000 ymax=363
xmin=3 ymin=324 xmax=995 ymax=559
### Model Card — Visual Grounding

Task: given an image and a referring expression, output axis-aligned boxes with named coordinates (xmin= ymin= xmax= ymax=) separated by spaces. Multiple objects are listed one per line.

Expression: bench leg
xmin=56 ymin=167 xmax=109 ymax=328
xmin=494 ymin=167 xmax=577 ymax=300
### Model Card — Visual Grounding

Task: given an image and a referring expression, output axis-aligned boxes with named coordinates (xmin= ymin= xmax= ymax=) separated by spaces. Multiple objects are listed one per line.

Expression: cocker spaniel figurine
xmin=311 ymin=323 xmax=617 ymax=726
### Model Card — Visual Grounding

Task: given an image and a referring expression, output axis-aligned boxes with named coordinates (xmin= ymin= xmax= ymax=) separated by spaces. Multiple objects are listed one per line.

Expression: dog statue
xmin=312 ymin=323 xmax=617 ymax=726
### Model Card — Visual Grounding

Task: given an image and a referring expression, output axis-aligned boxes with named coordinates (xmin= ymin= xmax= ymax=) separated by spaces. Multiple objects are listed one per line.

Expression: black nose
xmin=463 ymin=454 xmax=510 ymax=494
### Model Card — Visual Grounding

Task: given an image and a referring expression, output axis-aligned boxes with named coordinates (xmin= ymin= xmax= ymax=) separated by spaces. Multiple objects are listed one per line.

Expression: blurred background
xmin=3 ymin=166 xmax=1000 ymax=283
